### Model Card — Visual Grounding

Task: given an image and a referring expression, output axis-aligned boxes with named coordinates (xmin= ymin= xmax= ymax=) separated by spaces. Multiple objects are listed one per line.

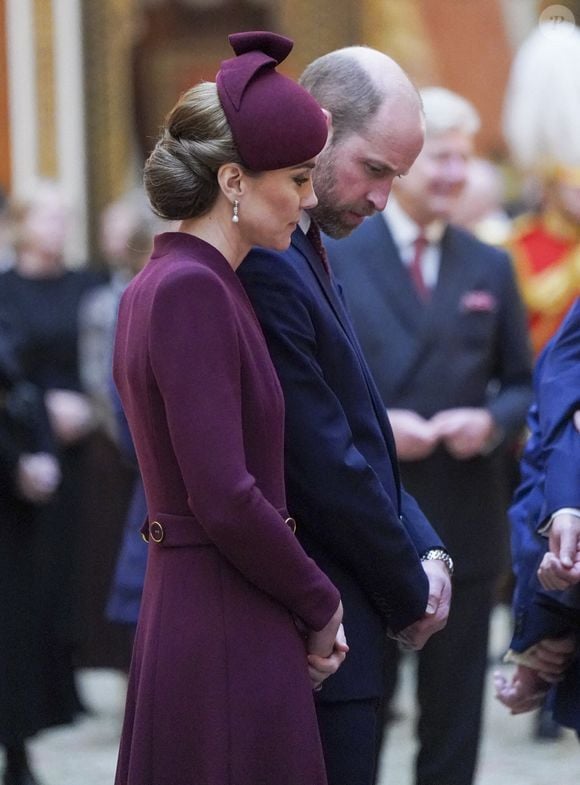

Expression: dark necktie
xmin=307 ymin=221 xmax=330 ymax=275
xmin=409 ymin=233 xmax=430 ymax=301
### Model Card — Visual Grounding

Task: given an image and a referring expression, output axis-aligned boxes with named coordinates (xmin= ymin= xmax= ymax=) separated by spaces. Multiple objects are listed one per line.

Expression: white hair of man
xmin=419 ymin=86 xmax=480 ymax=139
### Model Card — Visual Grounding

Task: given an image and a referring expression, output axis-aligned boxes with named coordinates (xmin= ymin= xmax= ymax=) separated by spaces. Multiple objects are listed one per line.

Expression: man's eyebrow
xmin=363 ymin=159 xmax=397 ymax=174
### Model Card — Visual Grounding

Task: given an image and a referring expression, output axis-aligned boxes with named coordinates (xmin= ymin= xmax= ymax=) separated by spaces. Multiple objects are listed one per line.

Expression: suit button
xmin=150 ymin=521 xmax=165 ymax=543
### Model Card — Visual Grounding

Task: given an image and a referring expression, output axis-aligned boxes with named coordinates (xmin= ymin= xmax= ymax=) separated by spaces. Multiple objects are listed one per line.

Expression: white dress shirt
xmin=382 ymin=197 xmax=445 ymax=290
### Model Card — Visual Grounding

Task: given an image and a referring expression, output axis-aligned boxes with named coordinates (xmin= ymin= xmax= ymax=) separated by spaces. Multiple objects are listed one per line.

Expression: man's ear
xmin=321 ymin=109 xmax=334 ymax=146
xmin=217 ymin=163 xmax=244 ymax=201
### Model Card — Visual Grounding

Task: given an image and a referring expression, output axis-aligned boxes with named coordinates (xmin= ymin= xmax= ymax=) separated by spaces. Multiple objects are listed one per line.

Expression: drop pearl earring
xmin=232 ymin=200 xmax=239 ymax=223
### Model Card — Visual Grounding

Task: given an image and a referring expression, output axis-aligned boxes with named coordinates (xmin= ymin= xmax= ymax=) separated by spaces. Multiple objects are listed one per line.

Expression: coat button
xmin=150 ymin=521 xmax=165 ymax=543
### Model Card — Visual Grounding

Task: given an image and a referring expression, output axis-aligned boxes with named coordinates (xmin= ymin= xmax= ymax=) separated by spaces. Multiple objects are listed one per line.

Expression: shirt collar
xmin=299 ymin=210 xmax=311 ymax=235
xmin=383 ymin=196 xmax=446 ymax=247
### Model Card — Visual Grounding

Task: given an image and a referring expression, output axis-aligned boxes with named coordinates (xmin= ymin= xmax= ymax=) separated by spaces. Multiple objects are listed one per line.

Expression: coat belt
xmin=141 ymin=511 xmax=296 ymax=547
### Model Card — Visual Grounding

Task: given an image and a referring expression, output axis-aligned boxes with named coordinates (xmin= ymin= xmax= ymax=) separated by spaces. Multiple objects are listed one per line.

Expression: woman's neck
xmin=179 ymin=207 xmax=249 ymax=271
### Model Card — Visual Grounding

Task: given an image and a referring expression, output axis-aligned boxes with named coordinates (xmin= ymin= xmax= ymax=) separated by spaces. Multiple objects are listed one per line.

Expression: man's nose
xmin=445 ymin=156 xmax=469 ymax=185
xmin=367 ymin=182 xmax=393 ymax=213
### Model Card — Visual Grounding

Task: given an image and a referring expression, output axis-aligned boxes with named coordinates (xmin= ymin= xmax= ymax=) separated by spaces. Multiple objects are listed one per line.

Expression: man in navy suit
xmin=495 ymin=299 xmax=580 ymax=732
xmin=326 ymin=88 xmax=533 ymax=785
xmin=239 ymin=49 xmax=452 ymax=785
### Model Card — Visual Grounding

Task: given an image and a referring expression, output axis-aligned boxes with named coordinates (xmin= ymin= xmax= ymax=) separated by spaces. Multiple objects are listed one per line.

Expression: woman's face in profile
xmin=239 ymin=159 xmax=318 ymax=251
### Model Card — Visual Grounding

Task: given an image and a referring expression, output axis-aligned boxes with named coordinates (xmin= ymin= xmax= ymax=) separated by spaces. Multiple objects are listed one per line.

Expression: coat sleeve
xmin=537 ymin=301 xmax=580 ymax=518
xmin=333 ymin=277 xmax=445 ymax=558
xmin=148 ymin=268 xmax=340 ymax=631
xmin=399 ymin=487 xmax=445 ymax=557
xmin=508 ymin=303 xmax=580 ymax=654
xmin=240 ymin=252 xmax=429 ymax=633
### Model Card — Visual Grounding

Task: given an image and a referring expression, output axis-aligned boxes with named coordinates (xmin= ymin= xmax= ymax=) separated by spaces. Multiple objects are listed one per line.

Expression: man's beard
xmin=309 ymin=149 xmax=347 ymax=239
xmin=309 ymin=147 xmax=373 ymax=239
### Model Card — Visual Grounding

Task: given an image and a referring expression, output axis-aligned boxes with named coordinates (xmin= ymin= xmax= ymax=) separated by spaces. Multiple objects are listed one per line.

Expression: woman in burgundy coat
xmin=113 ymin=32 xmax=345 ymax=785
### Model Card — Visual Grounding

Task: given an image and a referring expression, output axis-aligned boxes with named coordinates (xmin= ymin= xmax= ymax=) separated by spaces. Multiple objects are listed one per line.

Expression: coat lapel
xmin=293 ymin=227 xmax=402 ymax=500
xmin=354 ymin=217 xmax=439 ymax=398
xmin=293 ymin=228 xmax=355 ymax=339
xmin=422 ymin=227 xmax=469 ymax=334
xmin=366 ymin=216 xmax=430 ymax=334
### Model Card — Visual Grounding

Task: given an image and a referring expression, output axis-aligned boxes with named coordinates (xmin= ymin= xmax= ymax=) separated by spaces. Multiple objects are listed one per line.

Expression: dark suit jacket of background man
xmin=326 ymin=212 xmax=532 ymax=785
xmin=238 ymin=226 xmax=444 ymax=705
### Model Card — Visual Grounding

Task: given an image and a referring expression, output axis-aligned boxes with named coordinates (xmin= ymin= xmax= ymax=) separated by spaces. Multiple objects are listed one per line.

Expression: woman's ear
xmin=217 ymin=163 xmax=244 ymax=201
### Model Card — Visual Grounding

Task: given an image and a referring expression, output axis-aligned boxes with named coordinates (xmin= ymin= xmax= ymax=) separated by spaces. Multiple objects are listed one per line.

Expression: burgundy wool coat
xmin=112 ymin=232 xmax=340 ymax=785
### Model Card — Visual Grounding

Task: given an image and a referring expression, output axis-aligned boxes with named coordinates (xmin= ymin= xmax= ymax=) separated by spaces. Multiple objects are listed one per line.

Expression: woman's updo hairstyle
xmin=145 ymin=31 xmax=329 ymax=220
xmin=144 ymin=82 xmax=241 ymax=221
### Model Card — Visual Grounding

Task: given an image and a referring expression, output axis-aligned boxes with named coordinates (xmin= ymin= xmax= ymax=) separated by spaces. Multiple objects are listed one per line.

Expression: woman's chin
xmin=259 ymin=235 xmax=292 ymax=252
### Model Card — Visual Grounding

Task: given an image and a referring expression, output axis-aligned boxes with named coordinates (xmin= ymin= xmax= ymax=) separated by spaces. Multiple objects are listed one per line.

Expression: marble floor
xmin=13 ymin=607 xmax=580 ymax=784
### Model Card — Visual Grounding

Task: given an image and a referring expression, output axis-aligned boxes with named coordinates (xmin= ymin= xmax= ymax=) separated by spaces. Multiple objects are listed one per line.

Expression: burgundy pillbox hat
xmin=216 ymin=31 xmax=328 ymax=171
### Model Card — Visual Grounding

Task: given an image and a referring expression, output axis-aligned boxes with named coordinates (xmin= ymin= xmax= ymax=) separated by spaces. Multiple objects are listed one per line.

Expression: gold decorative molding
xmin=360 ymin=0 xmax=435 ymax=84
xmin=83 ymin=0 xmax=139 ymax=254
xmin=34 ymin=0 xmax=58 ymax=178
xmin=276 ymin=0 xmax=434 ymax=82
xmin=0 ymin=0 xmax=10 ymax=190
xmin=277 ymin=0 xmax=358 ymax=74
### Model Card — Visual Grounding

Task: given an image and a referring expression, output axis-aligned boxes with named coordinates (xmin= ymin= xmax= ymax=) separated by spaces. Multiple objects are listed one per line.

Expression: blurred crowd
xmin=0 ymin=182 xmax=162 ymax=785
xmin=0 ymin=19 xmax=580 ymax=785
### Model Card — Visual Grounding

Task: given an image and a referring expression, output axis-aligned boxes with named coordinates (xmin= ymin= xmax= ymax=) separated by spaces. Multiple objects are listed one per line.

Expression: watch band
xmin=420 ymin=548 xmax=454 ymax=577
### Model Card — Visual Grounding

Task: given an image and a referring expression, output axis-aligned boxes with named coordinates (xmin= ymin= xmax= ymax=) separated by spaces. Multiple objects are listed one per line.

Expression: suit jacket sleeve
xmin=509 ymin=302 xmax=580 ymax=653
xmin=333 ymin=281 xmax=445 ymax=558
xmin=148 ymin=269 xmax=340 ymax=631
xmin=537 ymin=301 xmax=580 ymax=518
xmin=399 ymin=487 xmax=445 ymax=556
xmin=240 ymin=251 xmax=430 ymax=633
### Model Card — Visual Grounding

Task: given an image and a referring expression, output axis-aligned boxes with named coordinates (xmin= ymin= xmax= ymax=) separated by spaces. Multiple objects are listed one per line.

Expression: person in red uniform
xmin=503 ymin=22 xmax=580 ymax=356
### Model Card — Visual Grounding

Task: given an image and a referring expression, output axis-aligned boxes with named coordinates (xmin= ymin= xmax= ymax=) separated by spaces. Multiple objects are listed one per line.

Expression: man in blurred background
xmin=327 ymin=87 xmax=532 ymax=785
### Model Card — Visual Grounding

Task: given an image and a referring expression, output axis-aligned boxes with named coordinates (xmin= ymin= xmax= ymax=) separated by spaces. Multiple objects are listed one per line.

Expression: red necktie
xmin=409 ymin=233 xmax=430 ymax=301
xmin=307 ymin=221 xmax=330 ymax=275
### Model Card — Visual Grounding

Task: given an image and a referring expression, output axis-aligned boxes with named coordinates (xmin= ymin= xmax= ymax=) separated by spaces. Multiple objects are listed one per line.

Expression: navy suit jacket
xmin=239 ymin=227 xmax=443 ymax=701
xmin=509 ymin=298 xmax=580 ymax=731
xmin=327 ymin=214 xmax=532 ymax=581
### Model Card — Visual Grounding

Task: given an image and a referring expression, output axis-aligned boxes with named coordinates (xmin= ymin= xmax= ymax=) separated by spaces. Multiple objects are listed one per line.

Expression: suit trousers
xmin=316 ymin=699 xmax=382 ymax=785
xmin=383 ymin=578 xmax=495 ymax=785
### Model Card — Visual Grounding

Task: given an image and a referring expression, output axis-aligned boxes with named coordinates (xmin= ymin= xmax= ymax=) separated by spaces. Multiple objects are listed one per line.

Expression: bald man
xmin=238 ymin=48 xmax=452 ymax=785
